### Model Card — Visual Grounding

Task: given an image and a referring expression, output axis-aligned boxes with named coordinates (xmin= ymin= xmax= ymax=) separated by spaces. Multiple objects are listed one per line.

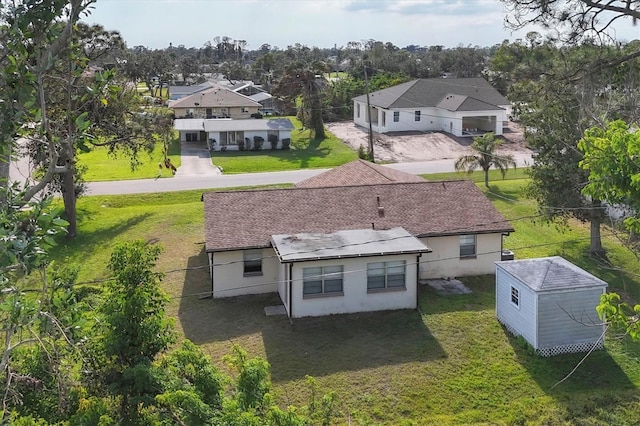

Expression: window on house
xmin=241 ymin=107 xmax=249 ymax=113
xmin=206 ymin=108 xmax=212 ymax=117
xmin=243 ymin=249 xmax=262 ymax=276
xmin=414 ymin=111 xmax=421 ymax=121
xmin=220 ymin=131 xmax=244 ymax=145
xmin=381 ymin=111 xmax=386 ymax=127
xmin=510 ymin=286 xmax=520 ymax=307
xmin=303 ymin=266 xmax=343 ymax=296
xmin=185 ymin=132 xmax=199 ymax=142
xmin=459 ymin=234 xmax=476 ymax=258
xmin=393 ymin=111 xmax=399 ymax=122
xmin=187 ymin=108 xmax=194 ymax=117
xmin=367 ymin=261 xmax=406 ymax=291
xmin=357 ymin=103 xmax=360 ymax=118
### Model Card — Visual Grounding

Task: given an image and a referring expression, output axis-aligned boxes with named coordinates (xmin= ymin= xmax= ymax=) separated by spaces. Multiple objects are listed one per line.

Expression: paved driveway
xmin=174 ymin=141 xmax=221 ymax=177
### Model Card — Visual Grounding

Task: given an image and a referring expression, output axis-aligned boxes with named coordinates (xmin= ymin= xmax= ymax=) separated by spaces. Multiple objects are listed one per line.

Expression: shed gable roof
xmin=295 ymin=159 xmax=424 ymax=188
xmin=203 ymin=180 xmax=514 ymax=252
xmin=353 ymin=78 xmax=508 ymax=110
xmin=496 ymin=256 xmax=608 ymax=292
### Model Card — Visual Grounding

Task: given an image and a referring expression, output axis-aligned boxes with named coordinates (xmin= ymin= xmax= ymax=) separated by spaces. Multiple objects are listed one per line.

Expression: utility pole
xmin=363 ymin=65 xmax=375 ymax=162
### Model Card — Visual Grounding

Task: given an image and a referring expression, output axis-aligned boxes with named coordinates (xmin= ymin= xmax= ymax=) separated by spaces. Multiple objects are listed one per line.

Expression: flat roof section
xmin=271 ymin=227 xmax=431 ymax=262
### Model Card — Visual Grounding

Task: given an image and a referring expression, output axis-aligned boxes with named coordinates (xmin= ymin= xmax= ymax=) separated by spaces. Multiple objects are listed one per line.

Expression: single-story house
xmin=495 ymin=256 xmax=608 ymax=356
xmin=174 ymin=117 xmax=294 ymax=149
xmin=352 ymin=78 xmax=510 ymax=137
xmin=203 ymin=173 xmax=514 ymax=318
xmin=169 ymin=86 xmax=260 ymax=119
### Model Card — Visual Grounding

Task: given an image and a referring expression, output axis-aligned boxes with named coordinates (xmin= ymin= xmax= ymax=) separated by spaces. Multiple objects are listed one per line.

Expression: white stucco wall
xmin=353 ymin=100 xmax=507 ymax=137
xmin=211 ymin=248 xmax=279 ymax=298
xmin=207 ymin=130 xmax=292 ymax=151
xmin=419 ymin=233 xmax=503 ymax=279
xmin=287 ymin=254 xmax=420 ymax=318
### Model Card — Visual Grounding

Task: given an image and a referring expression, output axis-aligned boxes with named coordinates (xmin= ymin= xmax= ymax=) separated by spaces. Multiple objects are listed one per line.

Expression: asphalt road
xmin=9 ymin=140 xmax=532 ymax=196
xmin=84 ymin=153 xmax=532 ymax=195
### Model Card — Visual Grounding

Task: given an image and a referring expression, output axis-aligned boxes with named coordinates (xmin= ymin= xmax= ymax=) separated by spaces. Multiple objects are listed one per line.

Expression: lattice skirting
xmin=536 ymin=341 xmax=604 ymax=357
xmin=497 ymin=316 xmax=604 ymax=357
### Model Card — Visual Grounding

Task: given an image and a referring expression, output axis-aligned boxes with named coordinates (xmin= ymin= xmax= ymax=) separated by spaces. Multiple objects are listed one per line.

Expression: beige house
xmin=169 ymin=86 xmax=260 ymax=119
xmin=203 ymin=161 xmax=514 ymax=318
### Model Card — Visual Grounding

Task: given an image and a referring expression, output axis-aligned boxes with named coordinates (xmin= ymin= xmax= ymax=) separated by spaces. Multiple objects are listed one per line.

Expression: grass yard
xmin=51 ymin=174 xmax=640 ymax=424
xmin=211 ymin=117 xmax=358 ymax=173
xmin=77 ymin=137 xmax=181 ymax=182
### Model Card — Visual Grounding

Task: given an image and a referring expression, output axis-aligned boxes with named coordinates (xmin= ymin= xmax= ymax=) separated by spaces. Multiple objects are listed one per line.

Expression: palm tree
xmin=454 ymin=132 xmax=516 ymax=188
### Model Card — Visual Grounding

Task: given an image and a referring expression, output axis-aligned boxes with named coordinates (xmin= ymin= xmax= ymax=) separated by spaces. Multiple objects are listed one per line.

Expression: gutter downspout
xmin=209 ymin=252 xmax=214 ymax=298
xmin=416 ymin=254 xmax=422 ymax=310
xmin=288 ymin=263 xmax=293 ymax=325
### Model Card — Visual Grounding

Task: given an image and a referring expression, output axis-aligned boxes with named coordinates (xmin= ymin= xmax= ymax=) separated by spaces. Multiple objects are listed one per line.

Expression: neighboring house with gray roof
xmin=169 ymin=86 xmax=260 ymax=120
xmin=168 ymin=82 xmax=216 ymax=101
xmin=174 ymin=118 xmax=293 ymax=149
xmin=352 ymin=78 xmax=510 ymax=137
xmin=203 ymin=179 xmax=514 ymax=318
xmin=495 ymin=256 xmax=607 ymax=356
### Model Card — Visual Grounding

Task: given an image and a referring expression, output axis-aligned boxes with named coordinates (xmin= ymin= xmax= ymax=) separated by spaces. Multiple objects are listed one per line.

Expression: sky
xmin=86 ymin=0 xmax=640 ymax=50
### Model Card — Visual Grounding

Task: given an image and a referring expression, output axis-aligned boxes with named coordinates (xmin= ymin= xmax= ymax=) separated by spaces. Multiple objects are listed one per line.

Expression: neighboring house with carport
xmin=169 ymin=86 xmax=260 ymax=119
xmin=174 ymin=117 xmax=293 ymax=149
xmin=352 ymin=78 xmax=510 ymax=137
xmin=495 ymin=256 xmax=608 ymax=356
xmin=203 ymin=174 xmax=513 ymax=318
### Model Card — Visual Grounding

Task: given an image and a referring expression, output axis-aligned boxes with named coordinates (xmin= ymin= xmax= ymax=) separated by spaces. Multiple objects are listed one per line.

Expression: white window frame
xmin=367 ymin=260 xmax=406 ymax=292
xmin=241 ymin=107 xmax=250 ymax=113
xmin=459 ymin=234 xmax=476 ymax=258
xmin=510 ymin=286 xmax=520 ymax=308
xmin=243 ymin=249 xmax=262 ymax=276
xmin=414 ymin=110 xmax=421 ymax=121
xmin=303 ymin=265 xmax=344 ymax=297
xmin=381 ymin=111 xmax=386 ymax=127
xmin=357 ymin=103 xmax=361 ymax=118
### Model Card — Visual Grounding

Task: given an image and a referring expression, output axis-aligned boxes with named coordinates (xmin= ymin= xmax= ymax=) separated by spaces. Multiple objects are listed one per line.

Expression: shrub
xmin=253 ymin=136 xmax=264 ymax=151
xmin=238 ymin=139 xmax=245 ymax=151
xmin=268 ymin=134 xmax=278 ymax=150
xmin=281 ymin=138 xmax=291 ymax=150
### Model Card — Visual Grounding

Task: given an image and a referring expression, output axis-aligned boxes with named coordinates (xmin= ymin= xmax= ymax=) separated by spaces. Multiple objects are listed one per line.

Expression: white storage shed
xmin=495 ymin=256 xmax=608 ymax=357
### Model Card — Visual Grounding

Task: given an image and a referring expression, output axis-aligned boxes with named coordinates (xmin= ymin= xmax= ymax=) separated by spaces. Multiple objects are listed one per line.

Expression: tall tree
xmin=274 ymin=60 xmax=328 ymax=139
xmin=454 ymin=133 xmax=516 ymax=188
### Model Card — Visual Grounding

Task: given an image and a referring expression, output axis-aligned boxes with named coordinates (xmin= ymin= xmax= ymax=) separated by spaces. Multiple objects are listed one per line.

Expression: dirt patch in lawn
xmin=325 ymin=121 xmax=532 ymax=163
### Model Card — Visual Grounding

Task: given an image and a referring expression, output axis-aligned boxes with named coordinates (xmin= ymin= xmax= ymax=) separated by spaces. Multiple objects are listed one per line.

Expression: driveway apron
xmin=174 ymin=141 xmax=221 ymax=177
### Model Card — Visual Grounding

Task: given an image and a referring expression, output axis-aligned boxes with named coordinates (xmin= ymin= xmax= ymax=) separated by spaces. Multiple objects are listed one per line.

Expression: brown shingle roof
xmin=203 ymin=181 xmax=513 ymax=252
xmin=295 ymin=159 xmax=425 ymax=188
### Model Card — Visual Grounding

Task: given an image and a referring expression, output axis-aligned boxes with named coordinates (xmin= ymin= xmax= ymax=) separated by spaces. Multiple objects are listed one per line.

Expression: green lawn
xmin=51 ymin=175 xmax=640 ymax=424
xmin=211 ymin=117 xmax=359 ymax=173
xmin=77 ymin=138 xmax=181 ymax=182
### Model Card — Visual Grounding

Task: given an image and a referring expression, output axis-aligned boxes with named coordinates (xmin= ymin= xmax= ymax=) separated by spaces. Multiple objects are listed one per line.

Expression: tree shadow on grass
xmin=179 ymin=247 xmax=283 ymax=344
xmin=263 ymin=309 xmax=447 ymax=383
xmin=56 ymin=212 xmax=153 ymax=268
xmin=506 ymin=332 xmax=639 ymax=420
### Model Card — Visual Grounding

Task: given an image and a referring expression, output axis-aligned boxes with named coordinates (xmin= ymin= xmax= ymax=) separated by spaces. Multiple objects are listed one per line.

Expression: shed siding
xmin=211 ymin=249 xmax=279 ymax=298
xmin=495 ymin=268 xmax=537 ymax=347
xmin=420 ymin=233 xmax=502 ymax=279
xmin=290 ymin=254 xmax=418 ymax=318
xmin=537 ymin=288 xmax=605 ymax=348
